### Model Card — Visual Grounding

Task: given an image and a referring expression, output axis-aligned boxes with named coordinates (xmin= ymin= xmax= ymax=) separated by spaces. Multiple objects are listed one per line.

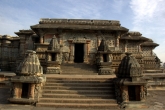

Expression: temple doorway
xmin=21 ymin=83 xmax=29 ymax=98
xmin=74 ymin=43 xmax=84 ymax=63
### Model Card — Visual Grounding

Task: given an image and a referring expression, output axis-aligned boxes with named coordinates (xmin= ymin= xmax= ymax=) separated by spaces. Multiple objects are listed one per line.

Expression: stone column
xmin=100 ymin=54 xmax=103 ymax=62
xmin=13 ymin=83 xmax=22 ymax=98
xmin=125 ymin=40 xmax=128 ymax=52
xmin=18 ymin=83 xmax=22 ymax=98
xmin=28 ymin=84 xmax=35 ymax=99
xmin=107 ymin=54 xmax=112 ymax=62
xmin=84 ymin=43 xmax=88 ymax=62
xmin=122 ymin=86 xmax=128 ymax=102
xmin=48 ymin=53 xmax=51 ymax=61
xmin=69 ymin=43 xmax=74 ymax=62
xmin=116 ymin=32 xmax=120 ymax=48
xmin=39 ymin=32 xmax=44 ymax=43
xmin=138 ymin=45 xmax=141 ymax=52
xmin=140 ymin=85 xmax=146 ymax=101
xmin=116 ymin=37 xmax=119 ymax=48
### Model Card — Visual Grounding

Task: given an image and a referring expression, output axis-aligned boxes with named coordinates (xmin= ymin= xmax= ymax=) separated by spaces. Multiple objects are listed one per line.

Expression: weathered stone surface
xmin=16 ymin=50 xmax=43 ymax=76
xmin=9 ymin=50 xmax=45 ymax=104
xmin=114 ymin=52 xmax=147 ymax=109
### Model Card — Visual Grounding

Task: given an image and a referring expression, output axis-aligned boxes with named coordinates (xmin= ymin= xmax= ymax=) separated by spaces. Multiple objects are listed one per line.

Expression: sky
xmin=0 ymin=0 xmax=165 ymax=62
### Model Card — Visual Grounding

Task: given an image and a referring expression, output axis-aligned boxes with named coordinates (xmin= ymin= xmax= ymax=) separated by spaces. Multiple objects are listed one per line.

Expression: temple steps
xmin=37 ymin=75 xmax=119 ymax=109
xmin=37 ymin=103 xmax=119 ymax=109
xmin=43 ymin=89 xmax=113 ymax=94
xmin=45 ymin=82 xmax=113 ymax=86
xmin=39 ymin=98 xmax=117 ymax=103
xmin=61 ymin=63 xmax=98 ymax=75
xmin=42 ymin=93 xmax=115 ymax=99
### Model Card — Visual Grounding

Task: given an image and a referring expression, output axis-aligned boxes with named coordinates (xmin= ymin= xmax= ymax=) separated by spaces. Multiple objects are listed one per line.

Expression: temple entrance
xmin=21 ymin=83 xmax=29 ymax=98
xmin=74 ymin=43 xmax=84 ymax=63
xmin=128 ymin=86 xmax=140 ymax=101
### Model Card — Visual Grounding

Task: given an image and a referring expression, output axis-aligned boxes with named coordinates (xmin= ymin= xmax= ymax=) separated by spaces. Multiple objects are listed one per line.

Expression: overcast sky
xmin=0 ymin=0 xmax=165 ymax=62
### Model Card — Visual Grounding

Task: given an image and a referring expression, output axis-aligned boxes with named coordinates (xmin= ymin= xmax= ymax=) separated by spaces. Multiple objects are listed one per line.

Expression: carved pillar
xmin=40 ymin=33 xmax=44 ymax=43
xmin=140 ymin=85 xmax=146 ymax=101
xmin=13 ymin=83 xmax=22 ymax=98
xmin=122 ymin=86 xmax=128 ymax=102
xmin=138 ymin=44 xmax=141 ymax=52
xmin=69 ymin=43 xmax=74 ymax=62
xmin=48 ymin=53 xmax=51 ymax=61
xmin=100 ymin=54 xmax=103 ymax=62
xmin=107 ymin=54 xmax=112 ymax=62
xmin=116 ymin=32 xmax=120 ymax=48
xmin=28 ymin=84 xmax=35 ymax=99
xmin=125 ymin=40 xmax=128 ymax=52
xmin=18 ymin=83 xmax=22 ymax=98
xmin=84 ymin=43 xmax=88 ymax=62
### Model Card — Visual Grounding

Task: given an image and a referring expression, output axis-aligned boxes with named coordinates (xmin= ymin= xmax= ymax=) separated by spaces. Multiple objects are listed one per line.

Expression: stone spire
xmin=48 ymin=35 xmax=60 ymax=51
xmin=98 ymin=38 xmax=108 ymax=51
xmin=117 ymin=53 xmax=143 ymax=80
xmin=16 ymin=50 xmax=43 ymax=76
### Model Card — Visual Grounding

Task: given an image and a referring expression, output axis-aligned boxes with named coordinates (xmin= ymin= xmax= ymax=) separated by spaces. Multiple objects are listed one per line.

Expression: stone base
xmin=121 ymin=101 xmax=148 ymax=109
xmin=98 ymin=68 xmax=113 ymax=75
xmin=8 ymin=98 xmax=37 ymax=104
xmin=45 ymin=67 xmax=61 ymax=74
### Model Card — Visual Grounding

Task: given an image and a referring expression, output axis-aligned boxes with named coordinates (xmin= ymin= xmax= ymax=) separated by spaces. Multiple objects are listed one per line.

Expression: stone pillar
xmin=28 ymin=84 xmax=35 ymax=99
xmin=125 ymin=40 xmax=128 ymax=52
xmin=100 ymin=54 xmax=103 ymax=62
xmin=122 ymin=86 xmax=128 ymax=102
xmin=84 ymin=43 xmax=88 ymax=62
xmin=18 ymin=83 xmax=22 ymax=98
xmin=107 ymin=54 xmax=112 ymax=62
xmin=116 ymin=37 xmax=119 ymax=48
xmin=69 ymin=43 xmax=74 ymax=62
xmin=116 ymin=32 xmax=120 ymax=48
xmin=138 ymin=44 xmax=141 ymax=52
xmin=13 ymin=83 xmax=22 ymax=98
xmin=140 ymin=85 xmax=146 ymax=101
xmin=39 ymin=32 xmax=44 ymax=44
xmin=48 ymin=53 xmax=51 ymax=61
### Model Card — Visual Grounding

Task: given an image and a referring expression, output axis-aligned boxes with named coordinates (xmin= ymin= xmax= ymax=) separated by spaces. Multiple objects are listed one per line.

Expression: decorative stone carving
xmin=16 ymin=50 xmax=43 ymax=76
xmin=48 ymin=35 xmax=60 ymax=51
xmin=114 ymin=52 xmax=147 ymax=108
xmin=9 ymin=50 xmax=46 ymax=104
xmin=45 ymin=36 xmax=62 ymax=74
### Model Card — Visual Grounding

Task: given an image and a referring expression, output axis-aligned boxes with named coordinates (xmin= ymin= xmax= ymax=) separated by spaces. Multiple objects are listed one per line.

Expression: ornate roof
xmin=117 ymin=53 xmax=143 ymax=79
xmin=15 ymin=29 xmax=34 ymax=35
xmin=16 ymin=50 xmax=43 ymax=76
xmin=31 ymin=18 xmax=129 ymax=31
xmin=120 ymin=31 xmax=148 ymax=41
xmin=141 ymin=39 xmax=159 ymax=47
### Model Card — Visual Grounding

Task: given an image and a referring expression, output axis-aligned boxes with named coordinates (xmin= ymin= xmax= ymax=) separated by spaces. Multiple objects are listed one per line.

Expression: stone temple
xmin=0 ymin=19 xmax=164 ymax=109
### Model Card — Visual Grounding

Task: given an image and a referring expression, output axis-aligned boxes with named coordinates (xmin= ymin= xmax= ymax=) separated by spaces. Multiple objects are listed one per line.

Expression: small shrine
xmin=96 ymin=38 xmax=113 ymax=75
xmin=8 ymin=50 xmax=46 ymax=104
xmin=45 ymin=35 xmax=62 ymax=74
xmin=114 ymin=53 xmax=147 ymax=109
